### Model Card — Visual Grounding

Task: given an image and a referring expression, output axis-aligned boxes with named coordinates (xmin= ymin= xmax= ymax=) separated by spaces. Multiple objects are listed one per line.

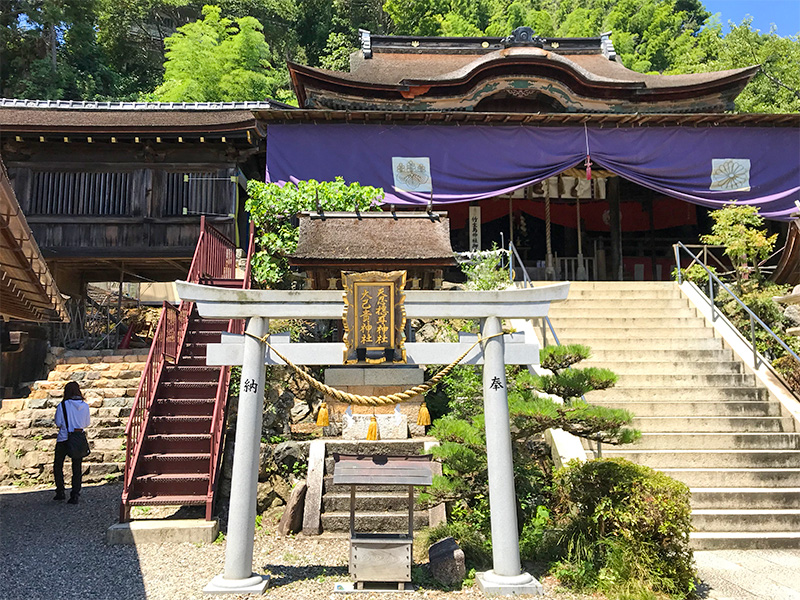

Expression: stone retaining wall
xmin=0 ymin=348 xmax=147 ymax=486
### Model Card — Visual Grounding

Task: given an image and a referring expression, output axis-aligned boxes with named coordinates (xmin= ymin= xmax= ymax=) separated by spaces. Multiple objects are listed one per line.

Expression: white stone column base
xmin=203 ymin=573 xmax=269 ymax=595
xmin=476 ymin=570 xmax=543 ymax=596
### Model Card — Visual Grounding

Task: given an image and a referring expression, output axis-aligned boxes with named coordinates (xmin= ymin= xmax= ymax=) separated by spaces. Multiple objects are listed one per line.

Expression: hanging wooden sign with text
xmin=342 ymin=271 xmax=407 ymax=364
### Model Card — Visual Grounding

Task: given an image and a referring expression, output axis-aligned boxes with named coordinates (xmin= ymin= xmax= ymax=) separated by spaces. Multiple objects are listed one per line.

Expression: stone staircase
xmin=0 ymin=349 xmax=147 ymax=485
xmin=315 ymin=440 xmax=437 ymax=534
xmin=545 ymin=280 xmax=800 ymax=550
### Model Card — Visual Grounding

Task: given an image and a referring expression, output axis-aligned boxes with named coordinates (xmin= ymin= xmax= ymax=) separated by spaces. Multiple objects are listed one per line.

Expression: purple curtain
xmin=266 ymin=123 xmax=800 ymax=220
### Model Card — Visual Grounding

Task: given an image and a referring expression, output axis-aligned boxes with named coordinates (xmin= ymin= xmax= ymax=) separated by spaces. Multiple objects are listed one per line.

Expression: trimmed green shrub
xmin=550 ymin=458 xmax=695 ymax=599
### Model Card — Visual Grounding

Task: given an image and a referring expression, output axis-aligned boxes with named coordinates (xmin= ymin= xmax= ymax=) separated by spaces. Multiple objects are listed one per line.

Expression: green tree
xmin=154 ymin=4 xmax=280 ymax=101
xmin=245 ymin=178 xmax=384 ymax=286
xmin=1 ymin=0 xmax=118 ymax=99
xmin=700 ymin=204 xmax=777 ymax=290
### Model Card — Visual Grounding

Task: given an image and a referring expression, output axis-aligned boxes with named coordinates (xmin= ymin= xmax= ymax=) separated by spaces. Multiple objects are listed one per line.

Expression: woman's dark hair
xmin=63 ymin=381 xmax=83 ymax=400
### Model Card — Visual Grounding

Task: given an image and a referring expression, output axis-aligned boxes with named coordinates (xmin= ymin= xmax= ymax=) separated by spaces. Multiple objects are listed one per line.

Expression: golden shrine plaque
xmin=342 ymin=271 xmax=407 ymax=364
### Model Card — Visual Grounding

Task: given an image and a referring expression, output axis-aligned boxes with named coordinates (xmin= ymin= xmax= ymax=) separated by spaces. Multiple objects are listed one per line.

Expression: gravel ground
xmin=0 ymin=482 xmax=599 ymax=600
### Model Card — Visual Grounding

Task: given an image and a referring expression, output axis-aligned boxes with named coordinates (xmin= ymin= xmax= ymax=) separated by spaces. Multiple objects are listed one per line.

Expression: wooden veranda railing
xmin=122 ymin=217 xmax=252 ymax=515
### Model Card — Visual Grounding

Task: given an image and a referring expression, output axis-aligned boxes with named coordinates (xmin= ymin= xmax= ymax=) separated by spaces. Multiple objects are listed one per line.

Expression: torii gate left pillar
xmin=178 ymin=281 xmax=570 ymax=596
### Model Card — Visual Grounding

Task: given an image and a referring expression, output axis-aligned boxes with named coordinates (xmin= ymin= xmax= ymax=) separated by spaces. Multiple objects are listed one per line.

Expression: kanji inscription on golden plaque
xmin=342 ymin=271 xmax=407 ymax=364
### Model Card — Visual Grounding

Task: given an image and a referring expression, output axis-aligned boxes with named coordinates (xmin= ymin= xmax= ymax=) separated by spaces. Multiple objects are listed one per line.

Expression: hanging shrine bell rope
xmin=243 ymin=331 xmax=505 ymax=406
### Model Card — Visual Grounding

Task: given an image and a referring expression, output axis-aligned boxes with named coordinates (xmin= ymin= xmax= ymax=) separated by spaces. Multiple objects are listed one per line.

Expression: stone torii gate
xmin=175 ymin=281 xmax=569 ymax=596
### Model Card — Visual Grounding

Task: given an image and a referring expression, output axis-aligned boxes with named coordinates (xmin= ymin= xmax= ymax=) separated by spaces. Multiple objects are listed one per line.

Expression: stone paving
xmin=696 ymin=549 xmax=800 ymax=599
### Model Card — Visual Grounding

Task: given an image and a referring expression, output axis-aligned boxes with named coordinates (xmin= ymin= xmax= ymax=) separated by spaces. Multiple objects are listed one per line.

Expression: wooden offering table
xmin=333 ymin=454 xmax=434 ymax=590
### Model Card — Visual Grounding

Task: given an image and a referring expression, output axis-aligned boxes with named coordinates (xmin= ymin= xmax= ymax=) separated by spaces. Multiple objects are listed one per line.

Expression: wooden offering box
xmin=333 ymin=454 xmax=434 ymax=590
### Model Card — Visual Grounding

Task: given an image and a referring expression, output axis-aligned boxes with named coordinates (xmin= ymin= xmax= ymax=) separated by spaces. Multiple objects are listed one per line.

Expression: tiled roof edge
xmin=0 ymin=98 xmax=279 ymax=111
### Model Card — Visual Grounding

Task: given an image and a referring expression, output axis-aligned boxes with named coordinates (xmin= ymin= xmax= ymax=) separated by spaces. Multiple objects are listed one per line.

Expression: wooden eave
xmin=0 ymin=161 xmax=67 ymax=321
xmin=0 ymin=109 xmax=265 ymax=142
xmin=253 ymin=109 xmax=800 ymax=127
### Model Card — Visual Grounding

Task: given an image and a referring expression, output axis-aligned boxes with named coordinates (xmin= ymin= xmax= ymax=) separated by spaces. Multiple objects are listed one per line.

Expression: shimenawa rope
xmin=243 ymin=331 xmax=505 ymax=406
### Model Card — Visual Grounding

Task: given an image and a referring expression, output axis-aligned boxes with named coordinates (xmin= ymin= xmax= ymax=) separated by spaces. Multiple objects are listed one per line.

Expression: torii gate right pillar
xmin=477 ymin=316 xmax=541 ymax=595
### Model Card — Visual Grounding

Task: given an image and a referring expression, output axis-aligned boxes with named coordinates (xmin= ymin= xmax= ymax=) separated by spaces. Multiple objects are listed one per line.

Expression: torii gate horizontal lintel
xmin=174 ymin=280 xmax=570 ymax=320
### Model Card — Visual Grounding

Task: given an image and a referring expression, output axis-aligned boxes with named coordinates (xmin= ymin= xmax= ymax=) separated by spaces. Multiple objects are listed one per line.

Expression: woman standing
xmin=53 ymin=381 xmax=91 ymax=504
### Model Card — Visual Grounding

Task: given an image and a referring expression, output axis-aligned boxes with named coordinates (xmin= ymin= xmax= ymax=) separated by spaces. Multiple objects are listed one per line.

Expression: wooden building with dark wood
xmin=0 ymin=99 xmax=269 ymax=295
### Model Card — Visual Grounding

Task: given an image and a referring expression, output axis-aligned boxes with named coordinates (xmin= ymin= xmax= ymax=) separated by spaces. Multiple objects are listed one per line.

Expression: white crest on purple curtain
xmin=392 ymin=157 xmax=432 ymax=192
xmin=711 ymin=159 xmax=751 ymax=192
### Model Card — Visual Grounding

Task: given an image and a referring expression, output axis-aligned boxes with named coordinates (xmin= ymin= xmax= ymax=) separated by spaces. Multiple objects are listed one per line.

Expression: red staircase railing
xmin=122 ymin=217 xmax=251 ymax=520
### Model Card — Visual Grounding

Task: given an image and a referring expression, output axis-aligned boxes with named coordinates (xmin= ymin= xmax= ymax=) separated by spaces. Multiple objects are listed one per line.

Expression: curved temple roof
xmin=289 ymin=33 xmax=758 ymax=113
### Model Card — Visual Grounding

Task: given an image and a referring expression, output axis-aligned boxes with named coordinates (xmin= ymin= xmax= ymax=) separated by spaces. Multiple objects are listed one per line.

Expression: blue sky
xmin=702 ymin=0 xmax=800 ymax=36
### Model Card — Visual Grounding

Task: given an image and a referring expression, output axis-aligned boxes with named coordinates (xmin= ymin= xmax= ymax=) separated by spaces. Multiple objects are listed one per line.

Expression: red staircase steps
xmin=121 ymin=218 xmax=254 ymax=522
xmin=122 ymin=308 xmax=236 ymax=516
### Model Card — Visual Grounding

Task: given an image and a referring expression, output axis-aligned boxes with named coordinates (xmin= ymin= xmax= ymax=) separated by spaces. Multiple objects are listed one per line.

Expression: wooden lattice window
xmin=162 ymin=172 xmax=221 ymax=217
xmin=27 ymin=171 xmax=133 ymax=215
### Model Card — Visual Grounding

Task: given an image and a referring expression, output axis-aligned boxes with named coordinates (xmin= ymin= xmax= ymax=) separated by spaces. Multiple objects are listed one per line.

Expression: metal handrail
xmin=674 ymin=241 xmax=800 ymax=370
xmin=122 ymin=217 xmax=242 ymax=519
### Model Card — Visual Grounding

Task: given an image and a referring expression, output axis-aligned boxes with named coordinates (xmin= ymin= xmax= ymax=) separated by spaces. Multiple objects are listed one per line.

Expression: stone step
xmin=548 ymin=298 xmax=691 ymax=310
xmin=586 ymin=387 xmax=768 ymax=402
xmin=587 ymin=349 xmax=734 ymax=362
xmin=538 ymin=281 xmax=676 ymax=290
xmin=630 ymin=432 xmax=800 ymax=451
xmin=690 ymin=531 xmax=800 ymax=550
xmin=614 ymin=373 xmax=756 ymax=387
xmin=556 ymin=327 xmax=713 ymax=339
xmin=322 ymin=492 xmax=412 ymax=512
xmin=632 ymin=416 xmax=787 ymax=433
xmin=582 ymin=360 xmax=743 ymax=375
xmin=557 ymin=337 xmax=724 ymax=351
xmin=600 ymin=450 xmax=800 ymax=469
xmin=550 ymin=309 xmax=700 ymax=320
xmin=321 ymin=511 xmax=428 ymax=533
xmin=551 ymin=316 xmax=706 ymax=328
xmin=323 ymin=476 xmax=422 ymax=494
xmin=692 ymin=509 xmax=800 ymax=532
xmin=661 ymin=468 xmax=800 ymax=488
xmin=691 ymin=488 xmax=800 ymax=510
xmin=600 ymin=401 xmax=779 ymax=417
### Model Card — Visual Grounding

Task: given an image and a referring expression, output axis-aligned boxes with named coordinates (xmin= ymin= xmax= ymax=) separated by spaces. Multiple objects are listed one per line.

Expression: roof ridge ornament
xmin=503 ymin=26 xmax=545 ymax=48
xmin=601 ymin=31 xmax=616 ymax=61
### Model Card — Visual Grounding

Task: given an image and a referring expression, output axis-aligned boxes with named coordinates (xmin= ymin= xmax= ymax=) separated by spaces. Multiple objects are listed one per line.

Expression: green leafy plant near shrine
xmin=246 ymin=178 xmax=383 ymax=286
xmin=675 ymin=204 xmax=800 ymax=390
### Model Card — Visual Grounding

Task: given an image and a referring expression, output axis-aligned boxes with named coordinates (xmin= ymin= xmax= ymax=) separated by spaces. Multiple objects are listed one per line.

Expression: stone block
xmin=107 ymin=519 xmax=218 ymax=545
xmin=341 ymin=413 xmax=408 ymax=440
xmin=324 ymin=368 xmax=365 ymax=387
xmin=429 ymin=537 xmax=466 ymax=586
xmin=0 ymin=399 xmax=27 ymax=412
xmin=103 ymin=397 xmax=131 ymax=407
xmin=90 ymin=363 xmax=110 ymax=371
xmin=65 ymin=356 xmax=88 ymax=364
xmin=86 ymin=397 xmax=104 ymax=409
xmin=105 ymin=355 xmax=124 ymax=363
xmin=277 ymin=480 xmax=307 ymax=536
xmin=364 ymin=367 xmax=425 ymax=386
xmin=69 ymin=372 xmax=86 ymax=382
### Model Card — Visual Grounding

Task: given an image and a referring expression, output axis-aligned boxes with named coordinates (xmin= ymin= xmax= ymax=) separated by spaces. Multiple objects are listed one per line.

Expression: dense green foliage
xmin=153 ymin=5 xmax=283 ymax=101
xmin=245 ymin=178 xmax=383 ymax=286
xmin=2 ymin=1 xmax=797 ymax=112
xmin=551 ymin=458 xmax=695 ymax=599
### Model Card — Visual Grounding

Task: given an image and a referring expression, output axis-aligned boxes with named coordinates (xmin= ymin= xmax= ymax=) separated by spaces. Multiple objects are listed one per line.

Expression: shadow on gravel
xmin=262 ymin=564 xmax=349 ymax=588
xmin=0 ymin=483 xmax=146 ymax=600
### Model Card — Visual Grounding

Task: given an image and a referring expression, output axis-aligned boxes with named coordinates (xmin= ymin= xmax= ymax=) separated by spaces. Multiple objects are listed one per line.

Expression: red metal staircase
xmin=120 ymin=217 xmax=254 ymax=521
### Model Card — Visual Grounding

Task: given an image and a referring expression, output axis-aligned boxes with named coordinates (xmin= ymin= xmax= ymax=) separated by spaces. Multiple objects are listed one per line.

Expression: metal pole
xmin=205 ymin=317 xmax=269 ymax=594
xmin=751 ymin=316 xmax=758 ymax=368
xmin=709 ymin=278 xmax=715 ymax=322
